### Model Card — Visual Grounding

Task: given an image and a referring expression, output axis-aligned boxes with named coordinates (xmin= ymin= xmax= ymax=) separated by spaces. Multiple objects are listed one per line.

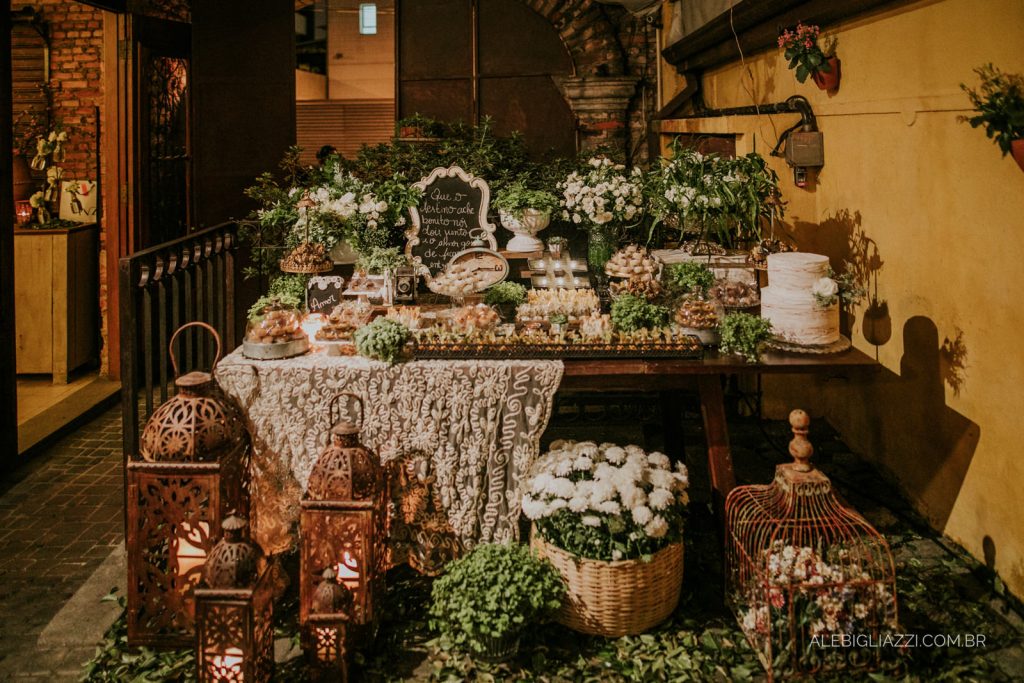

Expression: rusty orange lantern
xmin=127 ymin=322 xmax=251 ymax=647
xmin=305 ymin=567 xmax=355 ymax=682
xmin=195 ymin=516 xmax=274 ymax=683
xmin=300 ymin=393 xmax=387 ymax=648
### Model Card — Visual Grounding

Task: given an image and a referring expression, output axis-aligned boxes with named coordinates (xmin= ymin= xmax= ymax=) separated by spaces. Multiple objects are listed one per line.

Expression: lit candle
xmin=210 ymin=647 xmax=244 ymax=681
xmin=555 ymin=277 xmax=565 ymax=286
xmin=14 ymin=201 xmax=32 ymax=226
xmin=173 ymin=521 xmax=210 ymax=580
xmin=539 ymin=277 xmax=548 ymax=287
xmin=333 ymin=551 xmax=360 ymax=591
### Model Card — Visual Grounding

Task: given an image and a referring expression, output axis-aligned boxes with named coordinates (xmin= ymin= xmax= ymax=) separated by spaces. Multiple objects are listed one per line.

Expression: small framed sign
xmin=307 ymin=276 xmax=346 ymax=314
xmin=405 ymin=165 xmax=497 ymax=281
xmin=59 ymin=180 xmax=98 ymax=223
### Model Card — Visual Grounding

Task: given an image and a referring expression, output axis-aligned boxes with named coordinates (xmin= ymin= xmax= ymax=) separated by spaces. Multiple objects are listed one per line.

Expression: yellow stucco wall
xmin=660 ymin=0 xmax=1024 ymax=596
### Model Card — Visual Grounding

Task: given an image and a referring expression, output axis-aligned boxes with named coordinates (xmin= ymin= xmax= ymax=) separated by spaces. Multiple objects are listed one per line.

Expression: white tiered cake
xmin=761 ymin=252 xmax=839 ymax=346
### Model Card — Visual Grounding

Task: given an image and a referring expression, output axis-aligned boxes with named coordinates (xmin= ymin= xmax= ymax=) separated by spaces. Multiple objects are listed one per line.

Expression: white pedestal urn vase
xmin=500 ymin=209 xmax=550 ymax=253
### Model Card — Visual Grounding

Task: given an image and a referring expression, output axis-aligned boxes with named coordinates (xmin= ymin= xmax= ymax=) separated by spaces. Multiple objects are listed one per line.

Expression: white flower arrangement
xmin=523 ymin=440 xmax=689 ymax=561
xmin=558 ymin=157 xmax=645 ymax=231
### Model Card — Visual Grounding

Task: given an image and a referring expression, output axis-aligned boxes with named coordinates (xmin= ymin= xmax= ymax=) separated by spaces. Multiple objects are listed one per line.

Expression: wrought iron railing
xmin=119 ymin=222 xmax=239 ymax=456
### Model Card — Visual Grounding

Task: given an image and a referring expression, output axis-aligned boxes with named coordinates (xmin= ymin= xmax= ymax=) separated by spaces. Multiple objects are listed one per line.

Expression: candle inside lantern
xmin=210 ymin=647 xmax=245 ymax=681
xmin=172 ymin=521 xmax=210 ymax=579
xmin=15 ymin=201 xmax=32 ymax=225
xmin=315 ymin=626 xmax=340 ymax=661
xmin=333 ymin=551 xmax=360 ymax=591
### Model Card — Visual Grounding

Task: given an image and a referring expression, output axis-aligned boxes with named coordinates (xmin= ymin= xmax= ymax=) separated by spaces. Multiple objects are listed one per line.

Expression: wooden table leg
xmin=660 ymin=390 xmax=685 ymax=464
xmin=697 ymin=375 xmax=736 ymax=524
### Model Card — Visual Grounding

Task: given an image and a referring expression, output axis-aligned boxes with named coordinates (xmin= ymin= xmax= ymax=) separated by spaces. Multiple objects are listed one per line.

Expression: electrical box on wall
xmin=785 ymin=130 xmax=825 ymax=168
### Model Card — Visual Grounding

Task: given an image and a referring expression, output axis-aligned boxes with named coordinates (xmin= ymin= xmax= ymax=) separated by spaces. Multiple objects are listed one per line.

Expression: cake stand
xmin=766 ymin=335 xmax=852 ymax=355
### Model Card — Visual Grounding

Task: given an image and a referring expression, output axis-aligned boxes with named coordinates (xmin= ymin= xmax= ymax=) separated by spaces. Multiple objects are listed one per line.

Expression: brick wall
xmin=14 ymin=1 xmax=108 ymax=374
xmin=613 ymin=13 xmax=659 ymax=165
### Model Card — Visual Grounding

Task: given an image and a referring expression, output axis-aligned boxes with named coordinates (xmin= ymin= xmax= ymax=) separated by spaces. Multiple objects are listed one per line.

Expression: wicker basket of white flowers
xmin=523 ymin=440 xmax=689 ymax=637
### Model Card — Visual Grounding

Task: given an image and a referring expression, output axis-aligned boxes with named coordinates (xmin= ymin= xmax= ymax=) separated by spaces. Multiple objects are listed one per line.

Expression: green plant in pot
xmin=960 ymin=63 xmax=1024 ymax=172
xmin=429 ymin=542 xmax=564 ymax=661
xmin=778 ymin=22 xmax=839 ymax=90
xmin=494 ymin=180 xmax=560 ymax=253
xmin=354 ymin=317 xmax=411 ymax=364
xmin=719 ymin=312 xmax=773 ymax=363
xmin=483 ymin=281 xmax=527 ymax=323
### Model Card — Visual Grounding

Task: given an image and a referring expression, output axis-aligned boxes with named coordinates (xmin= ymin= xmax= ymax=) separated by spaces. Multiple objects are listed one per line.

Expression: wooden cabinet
xmin=14 ymin=225 xmax=99 ymax=383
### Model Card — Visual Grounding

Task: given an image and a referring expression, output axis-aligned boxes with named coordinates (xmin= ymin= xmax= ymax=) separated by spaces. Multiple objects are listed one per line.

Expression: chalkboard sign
xmin=307 ymin=276 xmax=346 ymax=314
xmin=405 ymin=166 xmax=497 ymax=279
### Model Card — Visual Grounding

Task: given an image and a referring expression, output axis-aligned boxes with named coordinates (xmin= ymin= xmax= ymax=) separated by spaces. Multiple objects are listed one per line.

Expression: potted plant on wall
xmin=960 ymin=63 xmax=1024 ymax=172
xmin=778 ymin=22 xmax=839 ymax=92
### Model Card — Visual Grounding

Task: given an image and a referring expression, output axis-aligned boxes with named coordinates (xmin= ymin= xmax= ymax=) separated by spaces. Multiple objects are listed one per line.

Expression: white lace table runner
xmin=216 ymin=349 xmax=563 ymax=560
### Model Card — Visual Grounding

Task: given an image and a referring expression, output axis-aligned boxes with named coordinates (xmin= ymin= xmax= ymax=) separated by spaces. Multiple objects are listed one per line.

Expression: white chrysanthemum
xmin=594 ymin=462 xmax=616 ymax=482
xmin=590 ymin=480 xmax=614 ymax=504
xmin=554 ymin=459 xmax=573 ymax=477
xmin=531 ymin=473 xmax=553 ymax=494
xmin=619 ymin=485 xmax=646 ymax=510
xmin=611 ymin=549 xmax=623 ymax=561
xmin=625 ymin=444 xmax=645 ymax=457
xmin=573 ymin=455 xmax=593 ymax=472
xmin=575 ymin=442 xmax=599 ymax=457
xmin=604 ymin=446 xmax=626 ymax=464
xmin=549 ymin=439 xmax=570 ymax=450
xmin=521 ymin=496 xmax=547 ymax=520
xmin=645 ymin=515 xmax=669 ymax=538
xmin=547 ymin=498 xmax=567 ymax=513
xmin=597 ymin=500 xmax=621 ymax=515
xmin=568 ymin=496 xmax=589 ymax=513
xmin=582 ymin=515 xmax=601 ymax=527
xmin=649 ymin=469 xmax=674 ymax=490
xmin=648 ymin=487 xmax=674 ymax=510
xmin=548 ymin=477 xmax=575 ymax=499
xmin=631 ymin=505 xmax=653 ymax=526
xmin=647 ymin=452 xmax=670 ymax=469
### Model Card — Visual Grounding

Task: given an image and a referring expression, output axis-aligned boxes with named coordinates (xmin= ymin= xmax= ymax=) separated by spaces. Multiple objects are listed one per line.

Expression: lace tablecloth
xmin=215 ymin=349 xmax=563 ymax=566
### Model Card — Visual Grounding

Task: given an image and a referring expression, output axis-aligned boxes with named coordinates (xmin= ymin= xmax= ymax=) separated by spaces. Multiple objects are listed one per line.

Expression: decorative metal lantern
xmin=127 ymin=322 xmax=251 ymax=647
xmin=300 ymin=393 xmax=387 ymax=647
xmin=195 ymin=516 xmax=274 ymax=683
xmin=304 ymin=567 xmax=355 ymax=682
xmin=725 ymin=410 xmax=899 ymax=681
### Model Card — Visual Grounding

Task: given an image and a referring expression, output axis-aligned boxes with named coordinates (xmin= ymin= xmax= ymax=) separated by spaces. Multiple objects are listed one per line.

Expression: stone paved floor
xmin=0 ymin=405 xmax=123 ymax=681
xmin=2 ymin=397 xmax=1023 ymax=681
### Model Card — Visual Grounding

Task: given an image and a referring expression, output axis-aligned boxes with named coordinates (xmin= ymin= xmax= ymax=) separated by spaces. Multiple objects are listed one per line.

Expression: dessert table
xmin=216 ymin=346 xmax=877 ymax=564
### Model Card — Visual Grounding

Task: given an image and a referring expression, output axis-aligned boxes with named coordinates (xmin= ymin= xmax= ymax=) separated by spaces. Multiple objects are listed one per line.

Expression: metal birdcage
xmin=126 ymin=322 xmax=251 ymax=648
xmin=300 ymin=393 xmax=388 ymax=650
xmin=725 ymin=410 xmax=899 ymax=680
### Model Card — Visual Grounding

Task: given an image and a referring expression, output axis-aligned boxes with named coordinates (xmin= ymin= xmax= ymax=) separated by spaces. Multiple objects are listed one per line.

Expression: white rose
xmin=812 ymin=277 xmax=839 ymax=299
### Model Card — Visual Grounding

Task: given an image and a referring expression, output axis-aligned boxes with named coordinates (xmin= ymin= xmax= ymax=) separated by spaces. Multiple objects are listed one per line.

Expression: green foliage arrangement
xmin=268 ymin=273 xmax=308 ymax=303
xmin=247 ymin=293 xmax=302 ymax=322
xmin=719 ymin=313 xmax=773 ymax=363
xmin=483 ymin=281 xmax=527 ymax=307
xmin=429 ymin=543 xmax=564 ymax=655
xmin=354 ymin=317 xmax=411 ymax=364
xmin=610 ymin=294 xmax=671 ymax=333
xmin=960 ymin=64 xmax=1024 ymax=156
xmin=493 ymin=180 xmax=560 ymax=219
xmin=241 ymin=150 xmax=421 ymax=278
xmin=664 ymin=262 xmax=716 ymax=297
xmin=777 ymin=22 xmax=833 ymax=83
xmin=356 ymin=245 xmax=409 ymax=274
xmin=647 ymin=141 xmax=782 ymax=249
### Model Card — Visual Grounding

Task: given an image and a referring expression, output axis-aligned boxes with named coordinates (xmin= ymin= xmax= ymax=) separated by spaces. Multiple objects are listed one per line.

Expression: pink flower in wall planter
xmin=778 ymin=23 xmax=841 ymax=92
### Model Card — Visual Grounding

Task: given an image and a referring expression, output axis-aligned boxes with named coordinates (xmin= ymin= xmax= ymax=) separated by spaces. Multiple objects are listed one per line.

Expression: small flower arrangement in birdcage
xmin=737 ymin=541 xmax=899 ymax=675
xmin=523 ymin=441 xmax=688 ymax=636
xmin=726 ymin=411 xmax=900 ymax=680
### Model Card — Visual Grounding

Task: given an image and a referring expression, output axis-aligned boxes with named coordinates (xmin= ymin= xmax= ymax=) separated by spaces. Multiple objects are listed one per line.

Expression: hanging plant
xmin=960 ymin=63 xmax=1024 ymax=171
xmin=778 ymin=23 xmax=839 ymax=90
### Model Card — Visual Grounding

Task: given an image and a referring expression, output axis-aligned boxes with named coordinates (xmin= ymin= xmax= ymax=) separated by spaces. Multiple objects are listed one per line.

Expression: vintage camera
xmin=394 ymin=266 xmax=417 ymax=302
